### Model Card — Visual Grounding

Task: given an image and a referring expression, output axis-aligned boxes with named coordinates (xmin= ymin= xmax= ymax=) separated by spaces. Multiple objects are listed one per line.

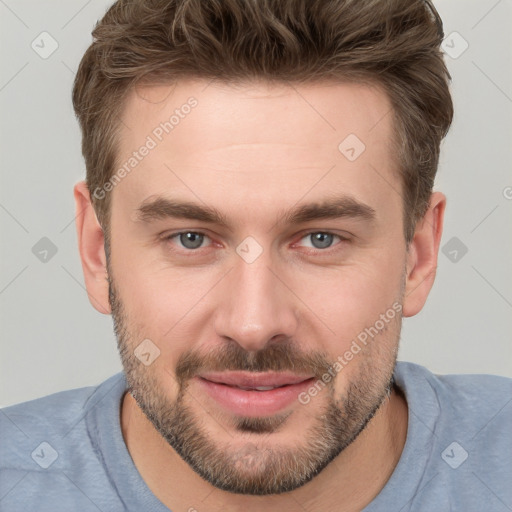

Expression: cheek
xmin=326 ymin=295 xmax=401 ymax=394
xmin=110 ymin=230 xmax=200 ymax=323
xmin=113 ymin=262 xmax=223 ymax=366
xmin=293 ymin=254 xmax=404 ymax=336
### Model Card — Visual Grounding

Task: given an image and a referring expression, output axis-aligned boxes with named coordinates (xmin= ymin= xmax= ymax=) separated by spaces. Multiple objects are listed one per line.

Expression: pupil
xmin=180 ymin=232 xmax=203 ymax=249
xmin=312 ymin=233 xmax=333 ymax=249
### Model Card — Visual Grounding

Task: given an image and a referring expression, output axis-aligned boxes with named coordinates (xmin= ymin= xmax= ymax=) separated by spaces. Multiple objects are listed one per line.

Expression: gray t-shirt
xmin=1 ymin=362 xmax=511 ymax=511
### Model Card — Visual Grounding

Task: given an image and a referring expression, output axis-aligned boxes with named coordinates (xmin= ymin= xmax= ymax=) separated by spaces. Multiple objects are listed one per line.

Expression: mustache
xmin=174 ymin=340 xmax=332 ymax=387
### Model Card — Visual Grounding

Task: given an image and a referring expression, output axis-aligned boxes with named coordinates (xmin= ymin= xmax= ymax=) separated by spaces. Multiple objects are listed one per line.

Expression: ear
xmin=73 ymin=181 xmax=111 ymax=315
xmin=402 ymin=191 xmax=446 ymax=317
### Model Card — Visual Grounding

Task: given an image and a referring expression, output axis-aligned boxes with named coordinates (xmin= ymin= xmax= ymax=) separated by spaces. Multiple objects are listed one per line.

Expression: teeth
xmin=237 ymin=385 xmax=278 ymax=391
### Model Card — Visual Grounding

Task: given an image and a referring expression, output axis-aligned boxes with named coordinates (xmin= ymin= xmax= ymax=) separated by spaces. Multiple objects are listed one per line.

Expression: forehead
xmin=121 ymin=78 xmax=394 ymax=149
xmin=114 ymin=79 xmax=398 ymax=221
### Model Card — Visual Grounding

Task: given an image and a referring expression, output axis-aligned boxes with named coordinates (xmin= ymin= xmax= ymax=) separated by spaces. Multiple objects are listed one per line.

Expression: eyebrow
xmin=134 ymin=194 xmax=376 ymax=227
xmin=280 ymin=195 xmax=376 ymax=225
xmin=135 ymin=197 xmax=229 ymax=226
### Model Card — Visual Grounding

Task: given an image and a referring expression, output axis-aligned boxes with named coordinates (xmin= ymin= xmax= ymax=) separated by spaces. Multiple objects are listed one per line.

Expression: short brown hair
xmin=72 ymin=0 xmax=453 ymax=243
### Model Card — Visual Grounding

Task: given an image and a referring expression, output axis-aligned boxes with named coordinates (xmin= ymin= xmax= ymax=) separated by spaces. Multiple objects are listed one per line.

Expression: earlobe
xmin=73 ymin=181 xmax=112 ymax=315
xmin=402 ymin=192 xmax=446 ymax=318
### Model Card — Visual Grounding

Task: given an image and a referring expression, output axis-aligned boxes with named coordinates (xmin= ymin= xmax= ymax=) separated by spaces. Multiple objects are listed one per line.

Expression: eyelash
xmin=162 ymin=230 xmax=349 ymax=253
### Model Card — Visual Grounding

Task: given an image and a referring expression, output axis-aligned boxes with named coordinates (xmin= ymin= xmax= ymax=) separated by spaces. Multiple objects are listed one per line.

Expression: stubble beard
xmin=108 ymin=267 xmax=402 ymax=495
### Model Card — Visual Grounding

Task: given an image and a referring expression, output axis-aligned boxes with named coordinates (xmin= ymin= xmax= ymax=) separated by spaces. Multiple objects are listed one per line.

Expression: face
xmin=107 ymin=79 xmax=408 ymax=495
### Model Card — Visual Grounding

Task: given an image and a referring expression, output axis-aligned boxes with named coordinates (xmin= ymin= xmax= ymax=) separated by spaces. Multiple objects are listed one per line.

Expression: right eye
xmin=164 ymin=231 xmax=211 ymax=250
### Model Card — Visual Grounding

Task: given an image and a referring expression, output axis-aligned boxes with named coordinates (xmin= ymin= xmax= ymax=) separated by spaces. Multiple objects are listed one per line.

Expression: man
xmin=1 ymin=0 xmax=510 ymax=510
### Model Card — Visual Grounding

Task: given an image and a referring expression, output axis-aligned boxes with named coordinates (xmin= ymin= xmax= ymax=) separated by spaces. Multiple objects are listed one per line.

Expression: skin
xmin=74 ymin=79 xmax=445 ymax=511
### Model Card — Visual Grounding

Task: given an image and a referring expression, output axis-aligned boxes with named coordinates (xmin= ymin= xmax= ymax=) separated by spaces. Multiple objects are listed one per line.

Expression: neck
xmin=121 ymin=385 xmax=408 ymax=512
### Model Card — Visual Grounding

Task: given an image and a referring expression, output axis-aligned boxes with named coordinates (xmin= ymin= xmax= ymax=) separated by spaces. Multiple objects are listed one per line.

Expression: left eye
xmin=298 ymin=232 xmax=341 ymax=249
xmin=170 ymin=232 xmax=210 ymax=250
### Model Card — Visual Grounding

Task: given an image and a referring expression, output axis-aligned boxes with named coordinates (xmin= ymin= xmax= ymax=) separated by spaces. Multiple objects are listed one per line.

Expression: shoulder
xmin=382 ymin=362 xmax=512 ymax=510
xmin=0 ymin=374 xmax=128 ymax=511
xmin=0 ymin=373 xmax=125 ymax=471
xmin=394 ymin=361 xmax=512 ymax=439
xmin=1 ymin=373 xmax=126 ymax=439
xmin=2 ymin=384 xmax=99 ymax=434
xmin=395 ymin=361 xmax=512 ymax=425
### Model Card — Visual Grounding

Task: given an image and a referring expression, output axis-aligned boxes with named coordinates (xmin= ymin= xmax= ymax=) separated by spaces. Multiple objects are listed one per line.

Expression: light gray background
xmin=1 ymin=0 xmax=511 ymax=407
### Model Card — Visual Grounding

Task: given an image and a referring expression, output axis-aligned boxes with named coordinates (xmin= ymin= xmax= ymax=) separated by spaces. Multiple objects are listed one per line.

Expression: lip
xmin=199 ymin=371 xmax=314 ymax=388
xmin=195 ymin=372 xmax=315 ymax=417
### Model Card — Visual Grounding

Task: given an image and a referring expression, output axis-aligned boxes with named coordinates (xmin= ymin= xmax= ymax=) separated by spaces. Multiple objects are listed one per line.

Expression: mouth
xmin=200 ymin=371 xmax=313 ymax=388
xmin=195 ymin=372 xmax=315 ymax=417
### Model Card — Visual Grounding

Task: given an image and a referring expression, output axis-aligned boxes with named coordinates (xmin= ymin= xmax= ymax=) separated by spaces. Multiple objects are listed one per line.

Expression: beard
xmin=108 ymin=262 xmax=402 ymax=496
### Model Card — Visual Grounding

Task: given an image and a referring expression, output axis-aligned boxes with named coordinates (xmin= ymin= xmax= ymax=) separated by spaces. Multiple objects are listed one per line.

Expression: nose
xmin=213 ymin=250 xmax=299 ymax=352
